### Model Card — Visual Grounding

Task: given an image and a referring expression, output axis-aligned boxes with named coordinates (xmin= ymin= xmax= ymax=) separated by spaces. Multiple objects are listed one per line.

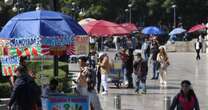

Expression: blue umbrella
xmin=0 ymin=10 xmax=87 ymax=39
xmin=169 ymin=27 xmax=186 ymax=35
xmin=0 ymin=10 xmax=87 ymax=76
xmin=141 ymin=26 xmax=164 ymax=35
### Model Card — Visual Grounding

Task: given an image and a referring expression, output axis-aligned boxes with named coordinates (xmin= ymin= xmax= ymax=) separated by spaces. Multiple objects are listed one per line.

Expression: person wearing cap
xmin=98 ymin=52 xmax=111 ymax=95
xmin=157 ymin=46 xmax=170 ymax=87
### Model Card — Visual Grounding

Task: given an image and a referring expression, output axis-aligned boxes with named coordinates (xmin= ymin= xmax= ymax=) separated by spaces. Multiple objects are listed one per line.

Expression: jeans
xmin=135 ymin=76 xmax=147 ymax=92
xmin=152 ymin=60 xmax=159 ymax=79
xmin=144 ymin=52 xmax=149 ymax=61
xmin=132 ymin=73 xmax=137 ymax=88
xmin=122 ymin=64 xmax=127 ymax=83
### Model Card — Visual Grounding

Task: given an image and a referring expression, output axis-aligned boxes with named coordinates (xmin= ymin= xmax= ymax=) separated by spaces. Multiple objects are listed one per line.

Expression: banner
xmin=74 ymin=36 xmax=89 ymax=55
xmin=2 ymin=36 xmax=74 ymax=48
xmin=0 ymin=39 xmax=10 ymax=47
xmin=1 ymin=56 xmax=19 ymax=76
xmin=41 ymin=35 xmax=74 ymax=46
xmin=42 ymin=96 xmax=89 ymax=110
xmin=3 ymin=46 xmax=42 ymax=57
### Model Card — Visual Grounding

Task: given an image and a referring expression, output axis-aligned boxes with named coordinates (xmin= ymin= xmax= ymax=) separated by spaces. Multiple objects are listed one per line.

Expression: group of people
xmin=116 ymin=37 xmax=170 ymax=94
xmin=7 ymin=56 xmax=103 ymax=110
xmin=7 ymin=34 xmax=202 ymax=110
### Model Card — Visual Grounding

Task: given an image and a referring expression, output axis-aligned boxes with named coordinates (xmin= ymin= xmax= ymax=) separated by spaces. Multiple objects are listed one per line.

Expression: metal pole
xmin=129 ymin=7 xmax=131 ymax=23
xmin=163 ymin=96 xmax=171 ymax=110
xmin=173 ymin=7 xmax=176 ymax=28
xmin=52 ymin=0 xmax=59 ymax=76
xmin=114 ymin=94 xmax=121 ymax=110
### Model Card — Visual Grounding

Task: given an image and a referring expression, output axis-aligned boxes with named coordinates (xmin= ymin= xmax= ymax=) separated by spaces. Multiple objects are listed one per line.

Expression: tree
xmin=0 ymin=0 xmax=207 ymax=29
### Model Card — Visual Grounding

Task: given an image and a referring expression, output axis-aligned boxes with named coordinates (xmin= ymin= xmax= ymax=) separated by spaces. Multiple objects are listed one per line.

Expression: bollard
xmin=114 ymin=94 xmax=121 ymax=110
xmin=163 ymin=96 xmax=171 ymax=110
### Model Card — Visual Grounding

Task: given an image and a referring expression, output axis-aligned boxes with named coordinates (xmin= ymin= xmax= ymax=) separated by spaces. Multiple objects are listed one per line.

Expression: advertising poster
xmin=74 ymin=36 xmax=89 ymax=55
xmin=42 ymin=96 xmax=89 ymax=110
xmin=0 ymin=56 xmax=19 ymax=76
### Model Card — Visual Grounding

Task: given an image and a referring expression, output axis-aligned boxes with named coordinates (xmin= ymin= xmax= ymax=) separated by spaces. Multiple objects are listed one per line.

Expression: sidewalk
xmin=99 ymin=52 xmax=208 ymax=110
xmin=1 ymin=52 xmax=207 ymax=110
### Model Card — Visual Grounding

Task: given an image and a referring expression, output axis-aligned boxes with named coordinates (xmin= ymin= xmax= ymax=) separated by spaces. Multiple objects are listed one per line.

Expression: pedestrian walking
xmin=133 ymin=53 xmax=148 ymax=94
xmin=195 ymin=39 xmax=202 ymax=60
xmin=150 ymin=39 xmax=160 ymax=80
xmin=87 ymin=68 xmax=103 ymax=110
xmin=126 ymin=48 xmax=134 ymax=88
xmin=113 ymin=36 xmax=120 ymax=51
xmin=76 ymin=56 xmax=90 ymax=96
xmin=142 ymin=38 xmax=150 ymax=61
xmin=170 ymin=80 xmax=200 ymax=110
xmin=28 ymin=70 xmax=42 ymax=110
xmin=98 ymin=52 xmax=111 ymax=95
xmin=120 ymin=48 xmax=128 ymax=85
xmin=157 ymin=46 xmax=170 ymax=87
xmin=90 ymin=36 xmax=96 ymax=51
xmin=8 ymin=65 xmax=41 ymax=110
xmin=96 ymin=65 xmax=102 ymax=93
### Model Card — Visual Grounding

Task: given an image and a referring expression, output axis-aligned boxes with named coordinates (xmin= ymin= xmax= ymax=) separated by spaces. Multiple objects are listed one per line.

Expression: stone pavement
xmin=1 ymin=52 xmax=207 ymax=110
xmin=99 ymin=52 xmax=208 ymax=110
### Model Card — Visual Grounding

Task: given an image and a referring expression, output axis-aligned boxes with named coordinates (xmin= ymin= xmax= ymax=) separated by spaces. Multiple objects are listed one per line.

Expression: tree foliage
xmin=0 ymin=0 xmax=207 ymax=29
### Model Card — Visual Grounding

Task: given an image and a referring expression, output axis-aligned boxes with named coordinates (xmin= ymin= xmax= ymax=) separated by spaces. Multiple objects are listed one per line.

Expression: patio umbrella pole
xmin=54 ymin=55 xmax=58 ymax=76
xmin=53 ymin=0 xmax=58 ymax=77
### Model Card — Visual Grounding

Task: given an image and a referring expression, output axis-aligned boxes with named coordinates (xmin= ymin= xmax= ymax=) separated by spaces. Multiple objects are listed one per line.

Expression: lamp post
xmin=125 ymin=8 xmax=129 ymax=22
xmin=128 ymin=4 xmax=132 ymax=23
xmin=172 ymin=4 xmax=176 ymax=28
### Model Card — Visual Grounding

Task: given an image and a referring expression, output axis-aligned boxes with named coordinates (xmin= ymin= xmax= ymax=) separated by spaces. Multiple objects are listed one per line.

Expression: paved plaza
xmin=100 ymin=52 xmax=208 ymax=110
xmin=1 ymin=52 xmax=208 ymax=110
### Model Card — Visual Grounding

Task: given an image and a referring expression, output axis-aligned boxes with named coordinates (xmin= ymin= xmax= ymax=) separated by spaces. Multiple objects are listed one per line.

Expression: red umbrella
xmin=83 ymin=20 xmax=130 ymax=37
xmin=188 ymin=24 xmax=207 ymax=33
xmin=120 ymin=23 xmax=138 ymax=32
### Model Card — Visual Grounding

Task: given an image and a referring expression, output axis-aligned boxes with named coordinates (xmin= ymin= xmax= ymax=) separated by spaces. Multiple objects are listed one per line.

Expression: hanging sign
xmin=74 ymin=36 xmax=89 ymax=55
xmin=1 ymin=56 xmax=19 ymax=76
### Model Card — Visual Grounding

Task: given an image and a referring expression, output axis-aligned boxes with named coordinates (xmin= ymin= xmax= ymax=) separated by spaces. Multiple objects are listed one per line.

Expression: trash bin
xmin=114 ymin=94 xmax=121 ymax=110
xmin=163 ymin=96 xmax=171 ymax=110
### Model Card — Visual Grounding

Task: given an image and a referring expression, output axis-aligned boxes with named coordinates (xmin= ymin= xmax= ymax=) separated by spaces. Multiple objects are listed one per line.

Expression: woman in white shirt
xmin=157 ymin=46 xmax=170 ymax=87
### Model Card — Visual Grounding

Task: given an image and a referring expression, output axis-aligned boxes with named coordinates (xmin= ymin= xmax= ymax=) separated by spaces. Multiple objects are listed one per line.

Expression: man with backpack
xmin=8 ymin=65 xmax=41 ymax=110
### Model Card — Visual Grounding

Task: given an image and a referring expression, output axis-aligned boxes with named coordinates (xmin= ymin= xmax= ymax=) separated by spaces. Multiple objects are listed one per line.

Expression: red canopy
xmin=188 ymin=24 xmax=207 ymax=33
xmin=83 ymin=20 xmax=130 ymax=37
xmin=120 ymin=23 xmax=138 ymax=32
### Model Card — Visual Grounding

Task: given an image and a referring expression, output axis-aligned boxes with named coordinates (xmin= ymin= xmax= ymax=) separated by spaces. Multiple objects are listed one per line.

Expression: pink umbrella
xmin=120 ymin=23 xmax=138 ymax=32
xmin=78 ymin=18 xmax=97 ymax=27
xmin=83 ymin=20 xmax=130 ymax=37
xmin=188 ymin=24 xmax=207 ymax=33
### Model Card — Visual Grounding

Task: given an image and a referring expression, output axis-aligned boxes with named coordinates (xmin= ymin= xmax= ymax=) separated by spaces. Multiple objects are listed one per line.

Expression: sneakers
xmin=160 ymin=81 xmax=167 ymax=87
xmin=101 ymin=91 xmax=108 ymax=95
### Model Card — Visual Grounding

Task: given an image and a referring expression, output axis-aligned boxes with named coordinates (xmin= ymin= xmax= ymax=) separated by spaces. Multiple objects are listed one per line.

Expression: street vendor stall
xmin=0 ymin=10 xmax=90 ymax=110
